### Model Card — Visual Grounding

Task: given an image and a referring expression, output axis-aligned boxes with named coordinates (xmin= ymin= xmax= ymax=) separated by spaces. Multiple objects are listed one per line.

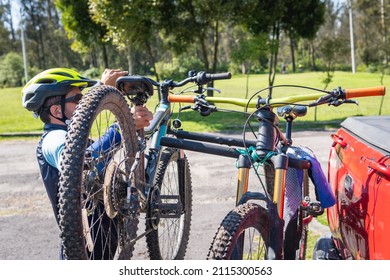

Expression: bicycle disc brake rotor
xmin=103 ymin=160 xmax=128 ymax=218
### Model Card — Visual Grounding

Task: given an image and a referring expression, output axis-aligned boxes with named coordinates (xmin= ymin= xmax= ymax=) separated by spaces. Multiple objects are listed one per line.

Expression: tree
xmin=89 ymin=0 xmax=160 ymax=79
xmin=0 ymin=1 xmax=12 ymax=56
xmin=20 ymin=0 xmax=83 ymax=70
xmin=226 ymin=0 xmax=326 ymax=90
xmin=230 ymin=29 xmax=269 ymax=98
xmin=0 ymin=52 xmax=24 ymax=87
xmin=55 ymin=0 xmax=110 ymax=68
xmin=281 ymin=0 xmax=326 ymax=72
xmin=156 ymin=0 xmax=226 ymax=73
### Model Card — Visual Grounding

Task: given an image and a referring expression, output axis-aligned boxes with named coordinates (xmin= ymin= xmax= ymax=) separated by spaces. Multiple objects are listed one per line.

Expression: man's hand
xmin=101 ymin=69 xmax=128 ymax=87
xmin=131 ymin=106 xmax=153 ymax=130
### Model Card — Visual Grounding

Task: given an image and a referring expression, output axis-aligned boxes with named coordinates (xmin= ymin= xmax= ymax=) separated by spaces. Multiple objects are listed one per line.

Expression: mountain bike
xmin=162 ymin=83 xmax=386 ymax=260
xmin=57 ymin=71 xmax=231 ymax=259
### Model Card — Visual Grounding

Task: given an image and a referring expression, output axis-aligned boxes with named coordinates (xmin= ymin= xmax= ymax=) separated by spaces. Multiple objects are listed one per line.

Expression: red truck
xmin=314 ymin=116 xmax=390 ymax=260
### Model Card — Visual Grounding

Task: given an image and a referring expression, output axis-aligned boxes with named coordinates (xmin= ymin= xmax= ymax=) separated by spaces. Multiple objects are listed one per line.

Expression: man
xmin=21 ymin=68 xmax=153 ymax=258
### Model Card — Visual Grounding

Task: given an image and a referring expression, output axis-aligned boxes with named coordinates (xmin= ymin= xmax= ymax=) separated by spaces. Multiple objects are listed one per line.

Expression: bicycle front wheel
xmin=207 ymin=203 xmax=270 ymax=260
xmin=58 ymin=85 xmax=140 ymax=260
xmin=145 ymin=148 xmax=193 ymax=259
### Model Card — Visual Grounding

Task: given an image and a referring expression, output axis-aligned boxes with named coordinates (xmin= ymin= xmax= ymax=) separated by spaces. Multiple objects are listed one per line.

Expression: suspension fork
xmin=271 ymin=154 xmax=288 ymax=219
xmin=267 ymin=154 xmax=288 ymax=259
xmin=236 ymin=154 xmax=251 ymax=206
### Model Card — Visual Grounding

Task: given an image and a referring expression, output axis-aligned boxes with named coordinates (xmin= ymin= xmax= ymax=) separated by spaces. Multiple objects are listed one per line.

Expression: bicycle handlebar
xmin=164 ymin=71 xmax=232 ymax=89
xmin=168 ymin=85 xmax=386 ymax=108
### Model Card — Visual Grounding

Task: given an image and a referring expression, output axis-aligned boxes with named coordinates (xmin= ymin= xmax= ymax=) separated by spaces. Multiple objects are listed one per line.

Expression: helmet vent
xmin=53 ymin=71 xmax=74 ymax=78
xmin=38 ymin=78 xmax=56 ymax=84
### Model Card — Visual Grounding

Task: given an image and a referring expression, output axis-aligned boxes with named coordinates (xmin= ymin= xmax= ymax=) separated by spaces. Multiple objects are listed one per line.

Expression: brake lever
xmin=329 ymin=99 xmax=358 ymax=107
xmin=204 ymin=87 xmax=221 ymax=94
xmin=179 ymin=105 xmax=192 ymax=112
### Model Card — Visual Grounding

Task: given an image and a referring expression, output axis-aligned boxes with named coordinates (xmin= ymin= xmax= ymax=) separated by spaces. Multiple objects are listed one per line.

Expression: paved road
xmin=0 ymin=131 xmax=333 ymax=260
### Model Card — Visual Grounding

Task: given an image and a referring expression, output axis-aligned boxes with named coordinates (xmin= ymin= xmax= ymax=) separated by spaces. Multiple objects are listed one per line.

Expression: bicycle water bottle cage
xmin=116 ymin=76 xmax=154 ymax=106
xmin=277 ymin=105 xmax=307 ymax=120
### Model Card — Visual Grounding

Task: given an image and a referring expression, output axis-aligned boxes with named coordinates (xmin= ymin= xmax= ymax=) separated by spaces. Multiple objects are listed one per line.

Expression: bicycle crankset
xmin=147 ymin=186 xmax=184 ymax=230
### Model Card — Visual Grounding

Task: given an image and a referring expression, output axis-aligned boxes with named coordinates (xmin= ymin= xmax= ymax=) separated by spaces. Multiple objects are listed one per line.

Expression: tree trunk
xmin=6 ymin=0 xmax=16 ymax=43
xmin=144 ymin=40 xmax=161 ymax=101
xmin=126 ymin=45 xmax=133 ymax=75
xmin=212 ymin=20 xmax=219 ymax=73
xmin=91 ymin=46 xmax=98 ymax=68
xmin=200 ymin=36 xmax=210 ymax=72
xmin=289 ymin=35 xmax=296 ymax=72
xmin=101 ymin=43 xmax=109 ymax=69
xmin=310 ymin=42 xmax=316 ymax=71
xmin=268 ymin=22 xmax=280 ymax=96
xmin=208 ymin=20 xmax=220 ymax=97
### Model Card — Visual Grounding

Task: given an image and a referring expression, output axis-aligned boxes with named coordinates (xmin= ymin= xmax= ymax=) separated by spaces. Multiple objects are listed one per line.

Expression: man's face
xmin=63 ymin=88 xmax=83 ymax=118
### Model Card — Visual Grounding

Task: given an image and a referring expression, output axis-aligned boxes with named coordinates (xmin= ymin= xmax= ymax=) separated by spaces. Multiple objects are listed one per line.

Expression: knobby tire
xmin=58 ymin=85 xmax=139 ymax=260
xmin=145 ymin=148 xmax=193 ymax=259
xmin=207 ymin=203 xmax=270 ymax=260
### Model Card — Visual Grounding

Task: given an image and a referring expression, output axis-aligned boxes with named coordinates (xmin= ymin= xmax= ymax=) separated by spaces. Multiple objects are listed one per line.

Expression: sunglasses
xmin=64 ymin=93 xmax=83 ymax=104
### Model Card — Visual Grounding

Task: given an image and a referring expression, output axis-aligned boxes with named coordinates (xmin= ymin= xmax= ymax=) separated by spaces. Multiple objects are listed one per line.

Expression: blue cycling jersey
xmin=41 ymin=128 xmax=67 ymax=170
xmin=36 ymin=123 xmax=67 ymax=224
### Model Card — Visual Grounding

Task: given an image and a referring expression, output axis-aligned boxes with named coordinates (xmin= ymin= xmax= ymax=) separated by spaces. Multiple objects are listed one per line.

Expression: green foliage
xmin=230 ymin=32 xmax=269 ymax=74
xmin=156 ymin=56 xmax=208 ymax=81
xmin=82 ymin=67 xmax=101 ymax=80
xmin=0 ymin=52 xmax=24 ymax=87
xmin=55 ymin=0 xmax=103 ymax=50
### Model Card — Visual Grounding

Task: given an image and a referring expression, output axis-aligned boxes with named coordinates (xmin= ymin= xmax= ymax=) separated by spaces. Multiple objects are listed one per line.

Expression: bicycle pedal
xmin=307 ymin=201 xmax=324 ymax=217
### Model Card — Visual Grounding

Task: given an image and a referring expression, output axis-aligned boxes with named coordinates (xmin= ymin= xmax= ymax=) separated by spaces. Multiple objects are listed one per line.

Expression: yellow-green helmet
xmin=21 ymin=68 xmax=97 ymax=114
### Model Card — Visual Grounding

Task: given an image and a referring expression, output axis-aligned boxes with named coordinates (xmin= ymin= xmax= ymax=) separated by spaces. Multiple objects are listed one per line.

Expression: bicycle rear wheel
xmin=58 ymin=85 xmax=140 ymax=260
xmin=145 ymin=148 xmax=193 ymax=259
xmin=207 ymin=203 xmax=270 ymax=260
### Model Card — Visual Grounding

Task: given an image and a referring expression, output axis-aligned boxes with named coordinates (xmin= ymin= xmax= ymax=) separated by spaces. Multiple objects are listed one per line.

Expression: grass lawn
xmin=1 ymin=71 xmax=389 ymax=135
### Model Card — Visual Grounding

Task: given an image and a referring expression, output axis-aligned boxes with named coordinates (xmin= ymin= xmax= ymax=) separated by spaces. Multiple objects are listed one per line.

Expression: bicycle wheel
xmin=58 ymin=85 xmax=140 ymax=260
xmin=145 ymin=148 xmax=193 ymax=259
xmin=207 ymin=203 xmax=270 ymax=260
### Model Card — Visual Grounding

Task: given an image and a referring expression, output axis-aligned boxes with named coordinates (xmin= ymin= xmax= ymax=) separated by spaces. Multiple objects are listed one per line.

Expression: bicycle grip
xmin=206 ymin=72 xmax=232 ymax=81
xmin=168 ymin=95 xmax=196 ymax=103
xmin=196 ymin=72 xmax=231 ymax=84
xmin=344 ymin=86 xmax=385 ymax=99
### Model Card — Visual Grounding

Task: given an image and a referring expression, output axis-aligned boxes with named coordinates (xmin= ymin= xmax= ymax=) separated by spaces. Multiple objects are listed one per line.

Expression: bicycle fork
xmin=234 ymin=153 xmax=284 ymax=260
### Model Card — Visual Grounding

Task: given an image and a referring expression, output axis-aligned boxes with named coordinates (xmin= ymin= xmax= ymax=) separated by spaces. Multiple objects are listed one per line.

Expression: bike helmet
xmin=21 ymin=68 xmax=97 ymax=114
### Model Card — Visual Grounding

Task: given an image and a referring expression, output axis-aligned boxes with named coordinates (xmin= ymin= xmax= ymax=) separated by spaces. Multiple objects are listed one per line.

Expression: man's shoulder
xmin=42 ymin=129 xmax=67 ymax=148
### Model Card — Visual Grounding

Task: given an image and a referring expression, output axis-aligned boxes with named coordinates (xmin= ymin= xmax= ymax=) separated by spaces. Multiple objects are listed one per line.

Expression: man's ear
xmin=50 ymin=105 xmax=62 ymax=118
